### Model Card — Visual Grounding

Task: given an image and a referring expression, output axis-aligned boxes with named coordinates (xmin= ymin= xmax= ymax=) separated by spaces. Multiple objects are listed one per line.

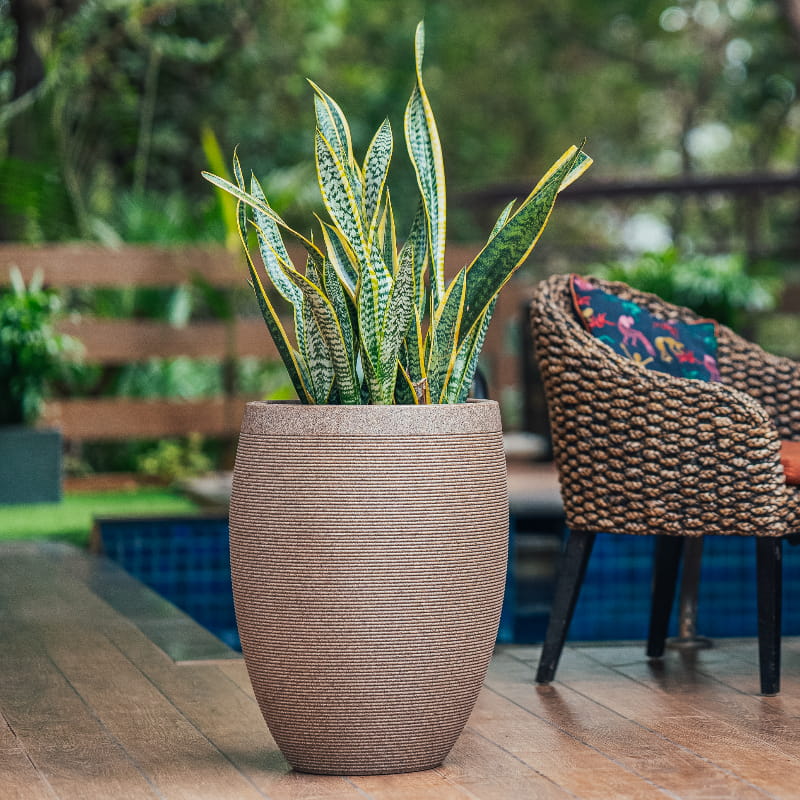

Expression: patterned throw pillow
xmin=570 ymin=274 xmax=721 ymax=382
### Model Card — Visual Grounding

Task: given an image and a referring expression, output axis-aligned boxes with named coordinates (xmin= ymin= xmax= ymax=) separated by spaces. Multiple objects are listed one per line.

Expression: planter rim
xmin=240 ymin=398 xmax=502 ymax=437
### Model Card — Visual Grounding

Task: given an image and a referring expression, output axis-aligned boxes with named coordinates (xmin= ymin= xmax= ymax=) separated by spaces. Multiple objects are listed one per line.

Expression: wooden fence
xmin=1 ymin=243 xmax=531 ymax=443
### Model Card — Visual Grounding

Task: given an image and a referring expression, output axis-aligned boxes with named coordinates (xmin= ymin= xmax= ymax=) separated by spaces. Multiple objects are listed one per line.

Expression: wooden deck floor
xmin=2 ymin=541 xmax=800 ymax=799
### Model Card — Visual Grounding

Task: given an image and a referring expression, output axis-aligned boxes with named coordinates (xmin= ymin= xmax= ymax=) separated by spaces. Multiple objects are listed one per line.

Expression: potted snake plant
xmin=203 ymin=21 xmax=590 ymax=776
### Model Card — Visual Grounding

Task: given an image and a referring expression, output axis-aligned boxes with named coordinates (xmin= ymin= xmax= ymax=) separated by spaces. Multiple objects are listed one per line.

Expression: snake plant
xmin=202 ymin=21 xmax=591 ymax=405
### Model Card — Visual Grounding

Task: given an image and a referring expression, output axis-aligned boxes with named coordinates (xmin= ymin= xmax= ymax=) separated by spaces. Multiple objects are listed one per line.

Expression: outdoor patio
xmin=3 ymin=539 xmax=799 ymax=800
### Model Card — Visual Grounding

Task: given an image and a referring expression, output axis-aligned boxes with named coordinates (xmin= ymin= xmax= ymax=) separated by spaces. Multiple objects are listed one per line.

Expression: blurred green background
xmin=4 ymin=0 xmax=800 ymax=256
xmin=5 ymin=0 xmax=800 ymax=485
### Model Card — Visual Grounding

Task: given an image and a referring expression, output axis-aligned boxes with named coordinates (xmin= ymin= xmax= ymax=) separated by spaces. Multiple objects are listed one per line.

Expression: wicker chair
xmin=530 ymin=273 xmax=800 ymax=695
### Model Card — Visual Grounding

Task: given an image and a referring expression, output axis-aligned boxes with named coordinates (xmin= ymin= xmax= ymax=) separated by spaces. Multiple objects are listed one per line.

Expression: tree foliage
xmin=2 ymin=0 xmax=800 ymax=248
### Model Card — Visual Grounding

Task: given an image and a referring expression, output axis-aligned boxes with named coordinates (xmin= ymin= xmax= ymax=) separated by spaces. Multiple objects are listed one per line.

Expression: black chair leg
xmin=536 ymin=529 xmax=595 ymax=684
xmin=646 ymin=535 xmax=685 ymax=658
xmin=756 ymin=536 xmax=782 ymax=696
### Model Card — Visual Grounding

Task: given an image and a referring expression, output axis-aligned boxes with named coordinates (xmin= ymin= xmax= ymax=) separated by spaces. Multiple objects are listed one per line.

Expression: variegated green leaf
xmin=251 ymin=221 xmax=360 ymax=404
xmin=445 ymin=146 xmax=588 ymax=352
xmin=310 ymin=82 xmax=364 ymax=209
xmin=379 ymin=244 xmax=415 ymax=391
xmin=315 ymin=129 xmax=369 ymax=265
xmin=404 ymin=21 xmax=446 ymax=306
xmin=553 ymin=147 xmax=592 ymax=195
xmin=379 ymin=190 xmax=398 ymax=276
xmin=365 ymin=208 xmax=394 ymax=337
xmin=363 ymin=119 xmax=393 ymax=242
xmin=361 ymin=349 xmax=383 ymax=403
xmin=236 ymin=202 xmax=312 ymax=404
xmin=427 ymin=268 xmax=467 ymax=403
xmin=319 ymin=218 xmax=358 ymax=299
xmin=322 ymin=257 xmax=358 ymax=386
xmin=249 ymin=177 xmax=302 ymax=307
xmin=489 ymin=200 xmax=516 ymax=239
xmin=357 ymin=266 xmax=384 ymax=401
xmin=249 ymin=175 xmax=293 ymax=263
xmin=287 ymin=261 xmax=360 ymax=404
xmin=301 ymin=299 xmax=334 ymax=403
xmin=305 ymin=255 xmax=323 ymax=289
xmin=202 ymin=170 xmax=325 ymax=269
xmin=442 ymin=297 xmax=497 ymax=404
xmin=310 ymin=84 xmax=351 ymax=161
xmin=232 ymin=148 xmax=246 ymax=190
xmin=394 ymin=362 xmax=418 ymax=405
xmin=300 ymin=303 xmax=333 ymax=405
xmin=399 ymin=200 xmax=429 ymax=317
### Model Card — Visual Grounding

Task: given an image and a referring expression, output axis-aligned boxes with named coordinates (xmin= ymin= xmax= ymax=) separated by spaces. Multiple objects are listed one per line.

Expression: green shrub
xmin=0 ymin=268 xmax=78 ymax=425
xmin=594 ymin=248 xmax=780 ymax=331
xmin=136 ymin=433 xmax=213 ymax=484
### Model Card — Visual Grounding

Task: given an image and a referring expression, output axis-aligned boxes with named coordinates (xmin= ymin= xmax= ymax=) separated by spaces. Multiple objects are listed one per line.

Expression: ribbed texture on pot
xmin=229 ymin=400 xmax=508 ymax=775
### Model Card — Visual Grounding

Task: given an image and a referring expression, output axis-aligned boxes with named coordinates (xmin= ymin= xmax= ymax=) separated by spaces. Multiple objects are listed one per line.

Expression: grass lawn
xmin=0 ymin=488 xmax=201 ymax=548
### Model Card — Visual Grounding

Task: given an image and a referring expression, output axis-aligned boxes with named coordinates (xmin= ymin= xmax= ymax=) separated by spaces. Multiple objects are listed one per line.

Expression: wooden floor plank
xmin=435 ymin=725 xmax=573 ymax=800
xmin=0 ymin=636 xmax=162 ymax=800
xmin=476 ymin=663 xmax=679 ymax=800
xmin=349 ymin=769 xmax=478 ymax=799
xmin=38 ymin=622 xmax=271 ymax=800
xmin=214 ymin=660 xmax=255 ymax=695
xmin=544 ymin=645 xmax=797 ymax=798
xmin=0 ymin=546 xmax=268 ymax=800
xmin=0 ymin=713 xmax=59 ymax=800
xmin=583 ymin=644 xmax=800 ymax=752
xmin=490 ymin=648 xmax=772 ymax=799
xmin=1 ymin=546 xmax=367 ymax=800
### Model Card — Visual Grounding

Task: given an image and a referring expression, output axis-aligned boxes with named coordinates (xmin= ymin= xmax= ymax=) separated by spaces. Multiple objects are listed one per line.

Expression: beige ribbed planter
xmin=229 ymin=399 xmax=508 ymax=775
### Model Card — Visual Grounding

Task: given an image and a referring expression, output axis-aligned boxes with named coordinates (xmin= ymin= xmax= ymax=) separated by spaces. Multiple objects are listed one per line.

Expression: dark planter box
xmin=0 ymin=427 xmax=62 ymax=505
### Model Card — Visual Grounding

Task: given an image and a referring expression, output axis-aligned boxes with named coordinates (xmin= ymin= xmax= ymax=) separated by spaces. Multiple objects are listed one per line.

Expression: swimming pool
xmin=96 ymin=515 xmax=800 ymax=648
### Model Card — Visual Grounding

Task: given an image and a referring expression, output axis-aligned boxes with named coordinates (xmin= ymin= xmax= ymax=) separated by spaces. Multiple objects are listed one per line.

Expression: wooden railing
xmin=1 ymin=243 xmax=532 ymax=442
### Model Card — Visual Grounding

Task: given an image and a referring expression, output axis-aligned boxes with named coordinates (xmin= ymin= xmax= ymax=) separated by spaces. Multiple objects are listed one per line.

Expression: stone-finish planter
xmin=0 ymin=427 xmax=61 ymax=505
xmin=229 ymin=400 xmax=508 ymax=775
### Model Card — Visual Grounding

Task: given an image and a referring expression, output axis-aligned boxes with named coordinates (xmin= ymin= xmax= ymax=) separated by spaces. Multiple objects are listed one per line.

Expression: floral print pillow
xmin=570 ymin=274 xmax=721 ymax=382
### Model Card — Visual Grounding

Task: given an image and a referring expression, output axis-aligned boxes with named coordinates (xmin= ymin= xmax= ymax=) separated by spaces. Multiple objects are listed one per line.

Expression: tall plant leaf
xmin=202 ymin=170 xmax=325 ymax=269
xmin=315 ymin=129 xmax=369 ymax=265
xmin=322 ymin=257 xmax=357 ymax=381
xmin=280 ymin=257 xmax=360 ymax=404
xmin=300 ymin=299 xmax=333 ymax=403
xmin=235 ymin=201 xmax=312 ymax=403
xmin=446 ymin=145 xmax=591 ymax=351
xmin=357 ymin=266 xmax=384 ymax=401
xmin=319 ymin=219 xmax=359 ymax=298
xmin=404 ymin=21 xmax=446 ymax=306
xmin=427 ymin=269 xmax=467 ymax=402
xmin=442 ymin=297 xmax=497 ymax=403
xmin=309 ymin=80 xmax=364 ymax=208
xmin=379 ymin=191 xmax=398 ymax=276
xmin=394 ymin=362 xmax=418 ymax=405
xmin=399 ymin=200 xmax=429 ymax=317
xmin=379 ymin=245 xmax=415 ymax=398
xmin=363 ymin=119 xmax=393 ymax=243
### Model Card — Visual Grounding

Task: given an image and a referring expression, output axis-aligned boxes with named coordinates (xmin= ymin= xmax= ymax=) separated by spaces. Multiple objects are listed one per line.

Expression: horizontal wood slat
xmin=1 ymin=243 xmax=484 ymax=287
xmin=59 ymin=318 xmax=279 ymax=362
xmin=3 ymin=243 xmax=525 ymax=441
xmin=1 ymin=244 xmax=245 ymax=287
xmin=42 ymin=397 xmax=256 ymax=440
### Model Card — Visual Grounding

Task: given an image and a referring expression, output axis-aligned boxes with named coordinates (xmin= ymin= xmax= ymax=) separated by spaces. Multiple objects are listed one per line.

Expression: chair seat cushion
xmin=781 ymin=441 xmax=800 ymax=484
xmin=570 ymin=274 xmax=721 ymax=382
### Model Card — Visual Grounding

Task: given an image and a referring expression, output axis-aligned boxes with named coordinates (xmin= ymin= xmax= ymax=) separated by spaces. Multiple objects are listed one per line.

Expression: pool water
xmin=97 ymin=516 xmax=240 ymax=650
xmin=96 ymin=515 xmax=800 ymax=648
